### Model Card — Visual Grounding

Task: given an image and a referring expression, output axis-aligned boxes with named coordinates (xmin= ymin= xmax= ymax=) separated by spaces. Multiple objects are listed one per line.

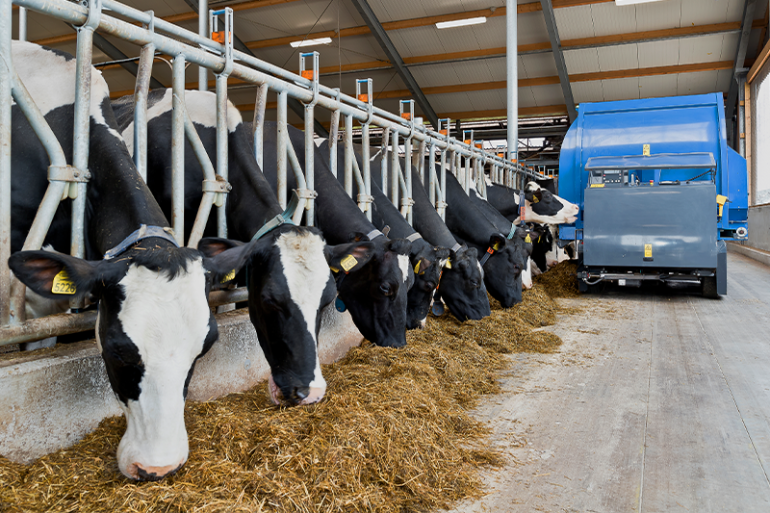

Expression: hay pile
xmin=534 ymin=261 xmax=580 ymax=298
xmin=0 ymin=286 xmax=565 ymax=513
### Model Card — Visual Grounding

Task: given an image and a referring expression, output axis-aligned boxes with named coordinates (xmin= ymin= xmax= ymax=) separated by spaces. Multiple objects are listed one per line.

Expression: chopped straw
xmin=0 ymin=284 xmax=569 ymax=513
xmin=533 ymin=261 xmax=580 ymax=298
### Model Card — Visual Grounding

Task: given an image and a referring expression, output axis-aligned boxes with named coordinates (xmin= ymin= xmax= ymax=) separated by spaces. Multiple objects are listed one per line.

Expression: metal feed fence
xmin=0 ymin=0 xmax=544 ymax=346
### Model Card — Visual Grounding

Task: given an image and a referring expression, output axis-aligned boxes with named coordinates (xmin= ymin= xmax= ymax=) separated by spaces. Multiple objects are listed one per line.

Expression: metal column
xmin=18 ymin=7 xmax=26 ymax=41
xmin=506 ymin=0 xmax=518 ymax=165
xmin=738 ymin=70 xmax=748 ymax=158
xmin=198 ymin=0 xmax=207 ymax=91
xmin=171 ymin=53 xmax=186 ymax=245
xmin=0 ymin=0 xmax=12 ymax=325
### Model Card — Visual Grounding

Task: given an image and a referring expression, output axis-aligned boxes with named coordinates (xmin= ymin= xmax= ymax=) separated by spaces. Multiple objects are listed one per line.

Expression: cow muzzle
xmin=126 ymin=461 xmax=185 ymax=481
xmin=268 ymin=374 xmax=326 ymax=406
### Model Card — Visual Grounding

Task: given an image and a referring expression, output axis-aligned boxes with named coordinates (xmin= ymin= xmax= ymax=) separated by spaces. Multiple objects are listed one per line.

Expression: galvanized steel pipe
xmin=171 ymin=53 xmax=186 ymax=245
xmin=276 ymin=90 xmax=287 ymax=209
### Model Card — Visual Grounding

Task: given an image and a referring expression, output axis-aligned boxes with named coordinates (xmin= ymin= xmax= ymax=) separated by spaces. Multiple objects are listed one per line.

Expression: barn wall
xmin=0 ymin=305 xmax=362 ymax=463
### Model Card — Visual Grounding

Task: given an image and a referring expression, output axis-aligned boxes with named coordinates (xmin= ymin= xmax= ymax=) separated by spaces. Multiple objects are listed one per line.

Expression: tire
xmin=701 ymin=276 xmax=719 ymax=299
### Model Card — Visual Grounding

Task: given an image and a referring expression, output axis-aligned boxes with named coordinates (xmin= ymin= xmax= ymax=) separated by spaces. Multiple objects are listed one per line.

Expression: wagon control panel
xmin=588 ymin=169 xmax=629 ymax=187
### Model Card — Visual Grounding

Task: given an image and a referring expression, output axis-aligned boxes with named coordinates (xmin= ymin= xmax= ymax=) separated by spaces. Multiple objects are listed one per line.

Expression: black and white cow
xmin=314 ymin=142 xmax=450 ymax=329
xmin=8 ymin=42 xmax=255 ymax=480
xmin=260 ymin=122 xmax=414 ymax=348
xmin=485 ymin=181 xmax=579 ymax=225
xmin=112 ymin=90 xmax=375 ymax=407
xmin=366 ymin=159 xmax=492 ymax=322
xmin=529 ymin=224 xmax=573 ymax=275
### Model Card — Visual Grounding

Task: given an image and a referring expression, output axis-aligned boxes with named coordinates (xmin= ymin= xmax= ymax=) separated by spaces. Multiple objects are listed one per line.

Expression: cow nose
xmin=130 ymin=461 xmax=184 ymax=481
xmin=293 ymin=386 xmax=310 ymax=401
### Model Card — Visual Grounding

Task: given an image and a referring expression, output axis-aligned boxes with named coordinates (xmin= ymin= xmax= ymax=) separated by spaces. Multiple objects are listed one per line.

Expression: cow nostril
xmin=132 ymin=462 xmax=184 ymax=481
xmin=294 ymin=387 xmax=310 ymax=401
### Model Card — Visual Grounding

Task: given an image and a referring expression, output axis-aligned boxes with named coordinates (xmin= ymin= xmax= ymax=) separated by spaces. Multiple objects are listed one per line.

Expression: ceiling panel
xmin=715 ymin=68 xmax=733 ymax=92
xmin=519 ymin=54 xmax=558 ymax=79
xmin=590 ymin=1 xmax=637 ymax=38
xmin=677 ymin=70 xmax=720 ymax=95
xmin=637 ymin=39 xmax=680 ymax=68
xmin=681 ymin=0 xmax=739 ymax=26
xmin=601 ymin=77 xmax=640 ymax=102
xmin=564 ymin=48 xmax=601 ymax=74
xmin=515 ymin=86 xmax=538 ymax=109
xmin=572 ymin=82 xmax=603 ymax=104
xmin=634 ymin=0 xmax=682 ymax=32
xmin=531 ymin=83 xmax=564 ymax=106
xmin=679 ymin=33 xmax=730 ymax=65
xmin=554 ymin=5 xmax=595 ymax=41
xmin=597 ymin=43 xmax=639 ymax=72
xmin=638 ymin=74 xmax=679 ymax=98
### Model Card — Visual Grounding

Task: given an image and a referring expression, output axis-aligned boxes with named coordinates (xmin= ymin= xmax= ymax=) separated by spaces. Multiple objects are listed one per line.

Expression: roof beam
xmin=726 ymin=0 xmax=759 ymax=124
xmin=540 ymin=0 xmax=577 ymax=121
xmin=349 ymin=0 xmax=438 ymax=128
xmin=180 ymin=0 xmax=328 ymax=137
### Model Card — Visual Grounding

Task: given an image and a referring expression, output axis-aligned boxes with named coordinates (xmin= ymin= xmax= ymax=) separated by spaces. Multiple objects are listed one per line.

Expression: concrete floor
xmin=448 ymin=252 xmax=770 ymax=513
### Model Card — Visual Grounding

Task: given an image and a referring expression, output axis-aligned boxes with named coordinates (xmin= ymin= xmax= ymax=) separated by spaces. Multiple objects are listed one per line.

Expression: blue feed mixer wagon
xmin=557 ymin=93 xmax=748 ymax=298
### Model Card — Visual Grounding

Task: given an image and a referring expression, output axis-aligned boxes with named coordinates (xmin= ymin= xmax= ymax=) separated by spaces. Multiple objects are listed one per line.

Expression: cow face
xmin=335 ymin=236 xmax=413 ymax=348
xmin=481 ymin=232 xmax=531 ymax=308
xmin=524 ymin=182 xmax=580 ymax=225
xmin=199 ymin=229 xmax=373 ymax=407
xmin=406 ymin=244 xmax=450 ymax=329
xmin=8 ymin=244 xmax=253 ymax=481
xmin=437 ymin=246 xmax=492 ymax=321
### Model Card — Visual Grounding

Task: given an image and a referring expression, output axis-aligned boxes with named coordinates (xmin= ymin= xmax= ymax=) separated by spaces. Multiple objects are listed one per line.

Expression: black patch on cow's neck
xmin=41 ymin=45 xmax=75 ymax=61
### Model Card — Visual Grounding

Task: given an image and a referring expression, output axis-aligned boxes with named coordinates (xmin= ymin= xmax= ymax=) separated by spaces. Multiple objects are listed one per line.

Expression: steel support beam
xmin=540 ymin=0 xmax=576 ymax=122
xmin=183 ymin=0 xmax=329 ymax=137
xmin=507 ymin=0 xmax=517 ymax=164
xmin=91 ymin=32 xmax=164 ymax=89
xmin=349 ymin=0 xmax=438 ymax=129
xmin=727 ymin=0 xmax=758 ymax=141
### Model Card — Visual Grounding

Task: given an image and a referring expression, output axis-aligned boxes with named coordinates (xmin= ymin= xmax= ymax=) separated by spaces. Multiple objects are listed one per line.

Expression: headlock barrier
xmin=0 ymin=0 xmax=545 ymax=346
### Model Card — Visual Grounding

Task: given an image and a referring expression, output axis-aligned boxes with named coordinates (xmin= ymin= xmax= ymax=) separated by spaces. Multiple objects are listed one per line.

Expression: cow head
xmin=437 ymin=246 xmax=492 ymax=321
xmin=335 ymin=235 xmax=413 ymax=347
xmin=199 ymin=228 xmax=373 ymax=407
xmin=9 ymin=242 xmax=254 ymax=481
xmin=406 ymin=244 xmax=451 ymax=329
xmin=481 ymin=230 xmax=532 ymax=308
xmin=524 ymin=182 xmax=579 ymax=225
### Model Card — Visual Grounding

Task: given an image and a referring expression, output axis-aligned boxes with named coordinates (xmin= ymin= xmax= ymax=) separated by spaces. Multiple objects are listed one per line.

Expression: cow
xmin=529 ymin=224 xmax=573 ymax=274
xmin=314 ymin=142 xmax=454 ymax=329
xmin=363 ymin=158 xmax=492 ymax=322
xmin=112 ymin=89 xmax=375 ymax=407
xmin=485 ymin=181 xmax=579 ymax=225
xmin=259 ymin=122 xmax=414 ymax=348
xmin=7 ymin=42 xmax=255 ymax=481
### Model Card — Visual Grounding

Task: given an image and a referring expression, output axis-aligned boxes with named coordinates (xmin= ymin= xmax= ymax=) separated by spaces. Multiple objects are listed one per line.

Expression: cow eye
xmin=470 ymin=279 xmax=480 ymax=289
xmin=380 ymin=283 xmax=393 ymax=297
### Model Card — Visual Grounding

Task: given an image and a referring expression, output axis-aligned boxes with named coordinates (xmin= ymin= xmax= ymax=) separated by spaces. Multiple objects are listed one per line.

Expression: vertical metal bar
xmin=198 ymin=0 xmax=207 ymax=91
xmin=506 ymin=0 xmax=518 ymax=166
xmin=362 ymin=121 xmax=371 ymax=221
xmin=428 ymin=142 xmax=436 ymax=206
xmin=171 ymin=54 xmax=186 ymax=245
xmin=215 ymin=73 xmax=228 ymax=238
xmin=440 ymin=150 xmax=447 ymax=221
xmin=416 ymin=139 xmax=426 ymax=185
xmin=391 ymin=129 xmax=399 ymax=207
xmin=738 ymin=71 xmax=747 ymax=158
xmin=305 ymin=103 xmax=315 ymax=226
xmin=0 ymin=0 xmax=12 ymax=326
xmin=380 ymin=127 xmax=389 ymax=194
xmin=465 ymin=154 xmax=471 ymax=194
xmin=133 ymin=40 xmax=154 ymax=181
xmin=276 ymin=90 xmax=287 ymax=209
xmin=71 ymin=3 xmax=100 ymax=265
xmin=18 ymin=7 xmax=26 ymax=41
xmin=329 ymin=108 xmax=340 ymax=177
xmin=344 ymin=114 xmax=353 ymax=198
xmin=252 ymin=83 xmax=267 ymax=169
xmin=403 ymin=134 xmax=412 ymax=224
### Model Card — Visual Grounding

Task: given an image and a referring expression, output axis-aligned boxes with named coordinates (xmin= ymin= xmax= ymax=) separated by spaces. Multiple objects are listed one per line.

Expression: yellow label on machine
xmin=52 ymin=270 xmax=76 ymax=295
xmin=590 ymin=184 xmax=605 ymax=188
xmin=643 ymin=144 xmax=650 ymax=156
xmin=340 ymin=255 xmax=358 ymax=272
xmin=644 ymin=244 xmax=653 ymax=258
xmin=221 ymin=269 xmax=236 ymax=283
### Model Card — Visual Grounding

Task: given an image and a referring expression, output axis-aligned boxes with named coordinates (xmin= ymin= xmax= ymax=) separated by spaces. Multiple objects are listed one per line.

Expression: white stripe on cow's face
xmin=13 ymin=41 xmax=122 ymax=141
xmin=275 ymin=230 xmax=329 ymax=404
xmin=522 ymin=258 xmax=533 ymax=290
xmin=120 ymin=89 xmax=242 ymax=157
xmin=397 ymin=254 xmax=410 ymax=283
xmin=115 ymin=258 xmax=212 ymax=479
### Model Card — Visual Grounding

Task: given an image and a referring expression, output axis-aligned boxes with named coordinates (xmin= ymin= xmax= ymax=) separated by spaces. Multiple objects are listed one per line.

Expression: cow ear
xmin=527 ymin=189 xmax=544 ymax=204
xmin=200 ymin=238 xmax=257 ymax=285
xmin=347 ymin=231 xmax=368 ymax=243
xmin=488 ymin=233 xmax=507 ymax=252
xmin=434 ymin=247 xmax=451 ymax=261
xmin=8 ymin=251 xmax=101 ymax=300
xmin=325 ymin=241 xmax=374 ymax=274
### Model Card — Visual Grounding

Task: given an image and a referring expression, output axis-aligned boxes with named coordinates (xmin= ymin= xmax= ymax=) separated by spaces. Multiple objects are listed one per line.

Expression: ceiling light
xmin=615 ymin=0 xmax=667 ymax=5
xmin=435 ymin=17 xmax=487 ymax=30
xmin=289 ymin=37 xmax=333 ymax=48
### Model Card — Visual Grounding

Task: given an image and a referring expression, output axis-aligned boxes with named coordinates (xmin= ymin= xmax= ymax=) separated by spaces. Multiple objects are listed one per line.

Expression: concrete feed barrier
xmin=0 ymin=304 xmax=363 ymax=463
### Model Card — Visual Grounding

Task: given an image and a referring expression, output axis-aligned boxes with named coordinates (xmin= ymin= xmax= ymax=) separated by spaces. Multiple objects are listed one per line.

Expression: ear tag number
xmin=525 ymin=235 xmax=532 ymax=244
xmin=52 ymin=270 xmax=76 ymax=295
xmin=340 ymin=255 xmax=358 ymax=272
xmin=221 ymin=269 xmax=236 ymax=283
xmin=414 ymin=261 xmax=421 ymax=274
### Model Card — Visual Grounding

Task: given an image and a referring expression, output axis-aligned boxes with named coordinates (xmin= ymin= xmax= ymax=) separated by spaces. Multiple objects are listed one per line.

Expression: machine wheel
xmin=701 ymin=276 xmax=719 ymax=299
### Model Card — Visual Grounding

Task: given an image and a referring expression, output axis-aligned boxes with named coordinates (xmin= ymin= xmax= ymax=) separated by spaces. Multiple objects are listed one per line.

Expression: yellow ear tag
xmin=221 ymin=269 xmax=236 ymax=283
xmin=340 ymin=254 xmax=358 ymax=272
xmin=329 ymin=266 xmax=340 ymax=273
xmin=525 ymin=235 xmax=532 ymax=243
xmin=414 ymin=261 xmax=421 ymax=274
xmin=492 ymin=242 xmax=502 ymax=251
xmin=532 ymin=196 xmax=540 ymax=203
xmin=52 ymin=270 xmax=76 ymax=295
xmin=444 ymin=258 xmax=452 ymax=269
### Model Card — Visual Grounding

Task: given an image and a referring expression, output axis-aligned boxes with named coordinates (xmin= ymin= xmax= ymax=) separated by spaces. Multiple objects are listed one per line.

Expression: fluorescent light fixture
xmin=435 ymin=16 xmax=486 ymax=29
xmin=615 ymin=0 xmax=667 ymax=6
xmin=289 ymin=37 xmax=333 ymax=48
